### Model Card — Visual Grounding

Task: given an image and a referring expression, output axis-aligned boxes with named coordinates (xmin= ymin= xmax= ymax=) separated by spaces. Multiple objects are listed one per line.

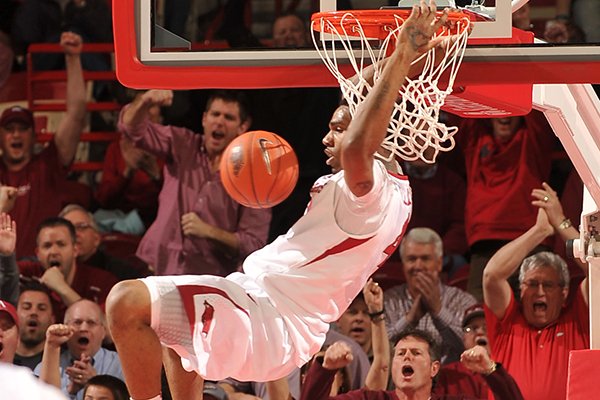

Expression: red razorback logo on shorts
xmin=201 ymin=300 xmax=214 ymax=336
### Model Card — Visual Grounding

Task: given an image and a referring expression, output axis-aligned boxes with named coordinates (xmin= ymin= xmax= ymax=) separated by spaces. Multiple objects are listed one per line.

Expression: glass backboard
xmin=113 ymin=0 xmax=600 ymax=89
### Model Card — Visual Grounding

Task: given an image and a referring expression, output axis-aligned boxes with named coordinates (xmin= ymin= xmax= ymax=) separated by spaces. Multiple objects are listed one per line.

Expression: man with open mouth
xmin=21 ymin=217 xmax=118 ymax=322
xmin=0 ymin=32 xmax=86 ymax=260
xmin=434 ymin=304 xmax=492 ymax=399
xmin=384 ymin=228 xmax=477 ymax=364
xmin=35 ymin=299 xmax=124 ymax=400
xmin=118 ymin=89 xmax=271 ymax=278
xmin=300 ymin=329 xmax=523 ymax=400
xmin=0 ymin=300 xmax=19 ymax=364
xmin=483 ymin=203 xmax=589 ymax=400
xmin=14 ymin=282 xmax=56 ymax=370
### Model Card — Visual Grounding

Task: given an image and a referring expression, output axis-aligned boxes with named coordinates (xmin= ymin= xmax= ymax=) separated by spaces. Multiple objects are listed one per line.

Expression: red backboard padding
xmin=567 ymin=349 xmax=600 ymax=399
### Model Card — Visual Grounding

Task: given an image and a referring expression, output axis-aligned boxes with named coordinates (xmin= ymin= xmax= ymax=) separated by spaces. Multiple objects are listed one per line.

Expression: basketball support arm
xmin=533 ymin=83 xmax=600 ymax=348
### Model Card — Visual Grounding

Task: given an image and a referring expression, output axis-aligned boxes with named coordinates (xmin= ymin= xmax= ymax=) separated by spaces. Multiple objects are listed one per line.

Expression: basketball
xmin=220 ymin=131 xmax=299 ymax=209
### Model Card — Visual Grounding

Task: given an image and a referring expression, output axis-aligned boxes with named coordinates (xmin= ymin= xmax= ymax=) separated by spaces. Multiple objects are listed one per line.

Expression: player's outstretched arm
xmin=352 ymin=24 xmax=470 ymax=87
xmin=341 ymin=0 xmax=450 ymax=197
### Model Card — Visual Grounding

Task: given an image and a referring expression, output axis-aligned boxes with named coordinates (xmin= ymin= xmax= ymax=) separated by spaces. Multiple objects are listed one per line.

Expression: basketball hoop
xmin=311 ymin=9 xmax=472 ymax=163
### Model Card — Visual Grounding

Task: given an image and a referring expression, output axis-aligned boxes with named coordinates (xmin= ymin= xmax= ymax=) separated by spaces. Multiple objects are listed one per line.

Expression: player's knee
xmin=106 ymin=280 xmax=151 ymax=328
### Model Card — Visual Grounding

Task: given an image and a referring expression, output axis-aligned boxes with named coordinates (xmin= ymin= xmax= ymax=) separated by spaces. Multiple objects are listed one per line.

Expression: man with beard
xmin=14 ymin=282 xmax=56 ymax=370
xmin=36 ymin=299 xmax=124 ymax=400
xmin=20 ymin=217 xmax=118 ymax=321
xmin=0 ymin=213 xmax=54 ymax=369
xmin=118 ymin=89 xmax=271 ymax=276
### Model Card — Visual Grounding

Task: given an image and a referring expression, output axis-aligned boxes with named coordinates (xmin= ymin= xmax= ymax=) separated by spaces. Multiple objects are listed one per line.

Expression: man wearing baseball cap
xmin=0 ymin=106 xmax=34 ymax=130
xmin=0 ymin=31 xmax=86 ymax=259
xmin=433 ymin=304 xmax=497 ymax=399
xmin=0 ymin=299 xmax=19 ymax=363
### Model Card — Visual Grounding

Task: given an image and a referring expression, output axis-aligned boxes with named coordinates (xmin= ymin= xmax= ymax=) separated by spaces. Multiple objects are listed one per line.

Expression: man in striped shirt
xmin=384 ymin=228 xmax=477 ymax=364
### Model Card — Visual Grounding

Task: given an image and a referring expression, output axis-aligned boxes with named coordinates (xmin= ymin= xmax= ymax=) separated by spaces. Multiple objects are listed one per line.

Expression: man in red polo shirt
xmin=482 ymin=208 xmax=589 ymax=400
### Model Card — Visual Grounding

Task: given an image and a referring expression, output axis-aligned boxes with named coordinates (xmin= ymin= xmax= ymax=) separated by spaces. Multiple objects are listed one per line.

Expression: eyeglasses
xmin=521 ymin=280 xmax=563 ymax=291
xmin=73 ymin=222 xmax=94 ymax=232
xmin=66 ymin=319 xmax=101 ymax=328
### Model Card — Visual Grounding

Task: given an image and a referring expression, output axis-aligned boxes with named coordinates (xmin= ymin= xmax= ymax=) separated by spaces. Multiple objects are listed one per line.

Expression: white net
xmin=311 ymin=12 xmax=471 ymax=163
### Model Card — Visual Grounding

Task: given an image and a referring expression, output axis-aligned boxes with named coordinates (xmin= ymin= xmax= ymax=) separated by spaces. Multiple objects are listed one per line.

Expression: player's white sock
xmin=130 ymin=396 xmax=161 ymax=400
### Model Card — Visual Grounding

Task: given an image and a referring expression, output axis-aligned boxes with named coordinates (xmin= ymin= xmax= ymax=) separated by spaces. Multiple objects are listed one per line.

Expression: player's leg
xmin=162 ymin=346 xmax=204 ymax=400
xmin=106 ymin=280 xmax=165 ymax=399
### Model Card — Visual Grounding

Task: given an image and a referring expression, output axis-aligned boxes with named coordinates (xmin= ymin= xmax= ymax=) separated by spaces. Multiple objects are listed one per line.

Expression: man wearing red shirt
xmin=300 ymin=329 xmax=522 ymax=400
xmin=434 ymin=305 xmax=490 ymax=399
xmin=483 ymin=208 xmax=589 ymax=400
xmin=21 ymin=217 xmax=118 ymax=321
xmin=452 ymin=111 xmax=556 ymax=301
xmin=0 ymin=32 xmax=86 ymax=259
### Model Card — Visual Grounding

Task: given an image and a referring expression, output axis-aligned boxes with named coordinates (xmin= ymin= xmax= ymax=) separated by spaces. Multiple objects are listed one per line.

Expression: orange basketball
xmin=220 ymin=131 xmax=299 ymax=209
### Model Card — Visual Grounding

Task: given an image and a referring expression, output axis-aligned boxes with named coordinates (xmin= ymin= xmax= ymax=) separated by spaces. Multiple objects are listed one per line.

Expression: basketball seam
xmin=224 ymin=144 xmax=253 ymax=208
xmin=275 ymin=148 xmax=298 ymax=203
xmin=249 ymin=131 xmax=265 ymax=208
xmin=265 ymin=135 xmax=282 ymax=205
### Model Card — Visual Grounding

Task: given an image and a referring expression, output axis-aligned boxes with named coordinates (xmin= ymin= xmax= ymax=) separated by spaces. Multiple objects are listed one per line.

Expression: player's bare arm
xmin=341 ymin=0 xmax=449 ymax=197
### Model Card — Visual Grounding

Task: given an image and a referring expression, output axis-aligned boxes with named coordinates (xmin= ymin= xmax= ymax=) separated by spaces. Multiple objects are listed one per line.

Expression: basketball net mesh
xmin=311 ymin=13 xmax=470 ymax=163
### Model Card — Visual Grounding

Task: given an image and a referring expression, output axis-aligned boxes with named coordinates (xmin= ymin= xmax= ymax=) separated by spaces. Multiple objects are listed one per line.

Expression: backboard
xmin=113 ymin=0 xmax=600 ymax=89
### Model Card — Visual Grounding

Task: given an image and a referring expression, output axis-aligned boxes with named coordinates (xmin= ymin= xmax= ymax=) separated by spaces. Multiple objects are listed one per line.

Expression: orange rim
xmin=311 ymin=9 xmax=471 ymax=39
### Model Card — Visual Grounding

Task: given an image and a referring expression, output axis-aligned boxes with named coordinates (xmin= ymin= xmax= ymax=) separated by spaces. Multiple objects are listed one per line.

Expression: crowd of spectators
xmin=0 ymin=2 xmax=594 ymax=400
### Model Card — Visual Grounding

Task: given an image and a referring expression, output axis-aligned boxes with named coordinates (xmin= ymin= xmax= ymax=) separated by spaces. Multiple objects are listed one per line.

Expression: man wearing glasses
xmin=434 ymin=304 xmax=493 ymax=399
xmin=482 ymin=207 xmax=589 ymax=400
xmin=35 ymin=299 xmax=124 ymax=400
xmin=59 ymin=204 xmax=143 ymax=281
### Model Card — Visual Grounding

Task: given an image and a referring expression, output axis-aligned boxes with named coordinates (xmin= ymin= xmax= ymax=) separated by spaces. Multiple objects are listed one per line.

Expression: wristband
xmin=368 ymin=309 xmax=385 ymax=320
xmin=371 ymin=313 xmax=385 ymax=323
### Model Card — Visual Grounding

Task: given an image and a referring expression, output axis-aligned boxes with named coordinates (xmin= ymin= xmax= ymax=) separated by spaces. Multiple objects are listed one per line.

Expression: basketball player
xmin=106 ymin=2 xmax=458 ymax=399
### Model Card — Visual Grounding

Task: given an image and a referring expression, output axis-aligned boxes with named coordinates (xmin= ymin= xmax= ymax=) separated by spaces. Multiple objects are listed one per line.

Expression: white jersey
xmin=143 ymin=160 xmax=412 ymax=381
xmin=241 ymin=159 xmax=412 ymax=362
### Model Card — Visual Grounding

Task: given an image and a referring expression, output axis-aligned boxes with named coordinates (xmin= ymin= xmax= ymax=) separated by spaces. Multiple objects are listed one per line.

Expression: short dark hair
xmin=393 ymin=328 xmax=441 ymax=362
xmin=18 ymin=281 xmax=54 ymax=315
xmin=83 ymin=375 xmax=129 ymax=400
xmin=36 ymin=217 xmax=77 ymax=245
xmin=205 ymin=90 xmax=251 ymax=123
